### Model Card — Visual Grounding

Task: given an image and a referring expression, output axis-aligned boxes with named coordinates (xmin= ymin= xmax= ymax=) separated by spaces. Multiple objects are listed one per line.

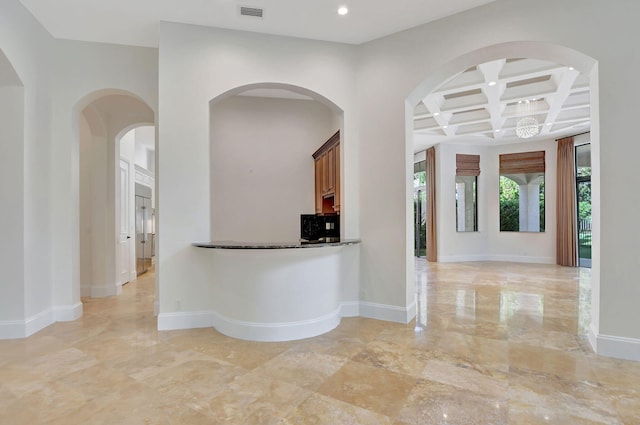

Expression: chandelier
xmin=515 ymin=99 xmax=540 ymax=139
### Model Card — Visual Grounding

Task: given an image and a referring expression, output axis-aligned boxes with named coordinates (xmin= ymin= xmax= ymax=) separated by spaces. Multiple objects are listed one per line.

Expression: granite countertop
xmin=192 ymin=239 xmax=361 ymax=249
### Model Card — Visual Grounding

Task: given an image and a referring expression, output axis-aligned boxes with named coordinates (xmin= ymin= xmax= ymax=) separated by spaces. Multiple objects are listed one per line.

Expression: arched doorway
xmin=75 ymin=91 xmax=155 ymax=298
xmin=405 ymin=42 xmax=600 ymax=333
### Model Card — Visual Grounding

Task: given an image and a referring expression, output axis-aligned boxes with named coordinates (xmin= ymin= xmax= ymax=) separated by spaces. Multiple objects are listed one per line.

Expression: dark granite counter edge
xmin=192 ymin=239 xmax=361 ymax=249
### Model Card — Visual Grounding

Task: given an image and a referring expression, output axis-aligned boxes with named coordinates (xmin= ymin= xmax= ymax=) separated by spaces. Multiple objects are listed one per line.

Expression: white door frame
xmin=118 ymin=158 xmax=133 ymax=285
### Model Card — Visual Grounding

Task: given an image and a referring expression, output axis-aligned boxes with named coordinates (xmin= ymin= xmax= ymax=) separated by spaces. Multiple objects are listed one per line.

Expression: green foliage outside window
xmin=499 ymin=176 xmax=545 ymax=232
xmin=499 ymin=177 xmax=519 ymax=231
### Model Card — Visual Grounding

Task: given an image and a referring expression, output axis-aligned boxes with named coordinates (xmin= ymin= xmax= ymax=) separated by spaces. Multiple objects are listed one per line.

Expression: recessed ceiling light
xmin=433 ymin=112 xmax=440 ymax=116
xmin=568 ymin=67 xmax=575 ymax=71
xmin=495 ymin=129 xmax=501 ymax=132
xmin=547 ymin=123 xmax=552 ymax=126
xmin=443 ymin=125 xmax=449 ymax=129
xmin=338 ymin=6 xmax=349 ymax=15
xmin=488 ymin=81 xmax=497 ymax=86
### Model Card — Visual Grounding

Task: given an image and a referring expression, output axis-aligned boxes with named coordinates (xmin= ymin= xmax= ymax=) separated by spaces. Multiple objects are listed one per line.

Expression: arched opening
xmin=118 ymin=125 xmax=156 ymax=282
xmin=75 ymin=91 xmax=155 ymax=299
xmin=0 ymin=48 xmax=26 ymax=329
xmin=405 ymin=42 xmax=600 ymax=336
xmin=209 ymin=83 xmax=345 ymax=242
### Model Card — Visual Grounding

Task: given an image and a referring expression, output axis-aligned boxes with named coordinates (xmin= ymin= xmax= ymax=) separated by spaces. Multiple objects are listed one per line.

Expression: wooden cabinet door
xmin=315 ymin=158 xmax=323 ymax=214
xmin=334 ymin=144 xmax=340 ymax=213
xmin=327 ymin=147 xmax=335 ymax=194
xmin=321 ymin=152 xmax=329 ymax=195
xmin=312 ymin=130 xmax=340 ymax=215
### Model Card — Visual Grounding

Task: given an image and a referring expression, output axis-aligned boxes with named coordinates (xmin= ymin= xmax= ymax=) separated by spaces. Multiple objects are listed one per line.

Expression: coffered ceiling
xmin=413 ymin=58 xmax=591 ymax=147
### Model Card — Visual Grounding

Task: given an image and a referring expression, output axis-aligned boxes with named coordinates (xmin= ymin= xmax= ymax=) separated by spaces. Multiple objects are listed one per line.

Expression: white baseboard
xmin=157 ymin=311 xmax=216 ymax=331
xmin=359 ymin=301 xmax=414 ymax=324
xmin=439 ymin=254 xmax=554 ymax=264
xmin=0 ymin=302 xmax=84 ymax=340
xmin=158 ymin=308 xmax=342 ymax=342
xmin=340 ymin=301 xmax=360 ymax=317
xmin=82 ymin=282 xmax=122 ymax=298
xmin=0 ymin=308 xmax=55 ymax=340
xmin=24 ymin=309 xmax=55 ymax=337
xmin=213 ymin=309 xmax=342 ymax=342
xmin=438 ymin=255 xmax=490 ymax=262
xmin=405 ymin=300 xmax=417 ymax=323
xmin=588 ymin=326 xmax=640 ymax=361
xmin=587 ymin=323 xmax=598 ymax=353
xmin=0 ymin=319 xmax=29 ymax=339
xmin=90 ymin=284 xmax=121 ymax=298
xmin=490 ymin=255 xmax=555 ymax=264
xmin=157 ymin=300 xmax=418 ymax=340
xmin=54 ymin=302 xmax=83 ymax=322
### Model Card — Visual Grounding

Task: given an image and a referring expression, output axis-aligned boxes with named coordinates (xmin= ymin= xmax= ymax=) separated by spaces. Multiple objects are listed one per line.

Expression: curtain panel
xmin=556 ymin=137 xmax=577 ymax=267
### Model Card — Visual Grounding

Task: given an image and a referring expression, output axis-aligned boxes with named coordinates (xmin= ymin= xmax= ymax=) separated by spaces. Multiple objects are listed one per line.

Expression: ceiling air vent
xmin=240 ymin=6 xmax=264 ymax=18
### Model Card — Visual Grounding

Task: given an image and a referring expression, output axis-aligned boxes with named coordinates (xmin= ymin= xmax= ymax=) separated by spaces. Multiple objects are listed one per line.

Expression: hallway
xmin=0 ymin=263 xmax=639 ymax=424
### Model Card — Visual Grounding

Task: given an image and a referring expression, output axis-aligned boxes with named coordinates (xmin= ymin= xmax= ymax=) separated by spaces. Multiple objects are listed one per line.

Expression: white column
xmin=518 ymin=184 xmax=529 ymax=231
xmin=526 ymin=183 xmax=540 ymax=232
xmin=518 ymin=183 xmax=540 ymax=232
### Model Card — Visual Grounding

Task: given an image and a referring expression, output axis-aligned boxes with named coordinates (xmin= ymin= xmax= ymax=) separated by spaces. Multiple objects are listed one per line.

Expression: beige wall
xmin=210 ymin=95 xmax=336 ymax=242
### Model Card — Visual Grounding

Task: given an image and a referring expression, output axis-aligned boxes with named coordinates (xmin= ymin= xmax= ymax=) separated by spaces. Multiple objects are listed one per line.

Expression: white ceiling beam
xmin=422 ymin=94 xmax=456 ymax=137
xmin=478 ymin=59 xmax=506 ymax=140
xmin=539 ymin=68 xmax=579 ymax=136
xmin=413 ymin=58 xmax=590 ymax=142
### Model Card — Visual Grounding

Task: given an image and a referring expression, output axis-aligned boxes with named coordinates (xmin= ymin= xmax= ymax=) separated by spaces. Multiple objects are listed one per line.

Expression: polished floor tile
xmin=1 ymin=262 xmax=639 ymax=424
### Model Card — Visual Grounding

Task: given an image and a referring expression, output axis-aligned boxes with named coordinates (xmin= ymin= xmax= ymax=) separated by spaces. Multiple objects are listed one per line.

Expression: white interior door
xmin=119 ymin=159 xmax=131 ymax=284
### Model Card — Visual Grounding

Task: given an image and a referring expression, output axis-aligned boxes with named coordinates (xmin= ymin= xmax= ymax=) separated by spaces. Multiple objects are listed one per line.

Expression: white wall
xmin=435 ymin=139 xmax=556 ymax=263
xmin=156 ymin=1 xmax=640 ymax=356
xmin=134 ymin=126 xmax=155 ymax=172
xmin=158 ymin=22 xmax=358 ymax=314
xmin=210 ymin=95 xmax=336 ymax=242
xmin=1 ymin=20 xmax=158 ymax=330
xmin=79 ymin=112 xmax=93 ymax=296
xmin=50 ymin=40 xmax=157 ymax=311
xmin=488 ymin=140 xmax=557 ymax=263
xmin=435 ymin=143 xmax=489 ymax=262
xmin=358 ymin=0 xmax=640 ymax=352
xmin=0 ymin=0 xmax=56 ymax=336
xmin=0 ymin=86 xmax=25 ymax=323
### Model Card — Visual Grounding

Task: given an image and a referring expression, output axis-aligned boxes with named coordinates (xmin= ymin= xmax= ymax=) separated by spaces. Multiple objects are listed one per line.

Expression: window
xmin=414 ymin=160 xmax=426 ymax=256
xmin=499 ymin=151 xmax=545 ymax=232
xmin=455 ymin=154 xmax=479 ymax=232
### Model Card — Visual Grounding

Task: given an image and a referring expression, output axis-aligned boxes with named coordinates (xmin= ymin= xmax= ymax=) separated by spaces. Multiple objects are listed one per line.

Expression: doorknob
xmin=127 ymin=236 xmax=131 ymax=239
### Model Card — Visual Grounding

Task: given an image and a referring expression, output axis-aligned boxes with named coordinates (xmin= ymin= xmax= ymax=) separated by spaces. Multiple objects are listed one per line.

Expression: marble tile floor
xmin=1 ymin=262 xmax=639 ymax=424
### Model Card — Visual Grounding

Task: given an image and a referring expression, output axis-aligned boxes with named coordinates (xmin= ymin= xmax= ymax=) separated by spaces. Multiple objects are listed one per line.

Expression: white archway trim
xmin=74 ymin=89 xmax=157 ymax=305
xmin=209 ymin=82 xmax=344 ymax=115
xmin=404 ymin=41 xmax=603 ymax=356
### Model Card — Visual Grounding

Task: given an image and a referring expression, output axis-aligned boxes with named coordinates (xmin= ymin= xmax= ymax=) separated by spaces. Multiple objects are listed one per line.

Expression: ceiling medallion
xmin=515 ymin=99 xmax=540 ymax=139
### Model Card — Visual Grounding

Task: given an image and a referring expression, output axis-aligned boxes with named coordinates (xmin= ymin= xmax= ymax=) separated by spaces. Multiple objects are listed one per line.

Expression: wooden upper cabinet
xmin=314 ymin=156 xmax=323 ymax=214
xmin=333 ymin=144 xmax=340 ymax=213
xmin=321 ymin=152 xmax=330 ymax=195
xmin=313 ymin=130 xmax=340 ymax=214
